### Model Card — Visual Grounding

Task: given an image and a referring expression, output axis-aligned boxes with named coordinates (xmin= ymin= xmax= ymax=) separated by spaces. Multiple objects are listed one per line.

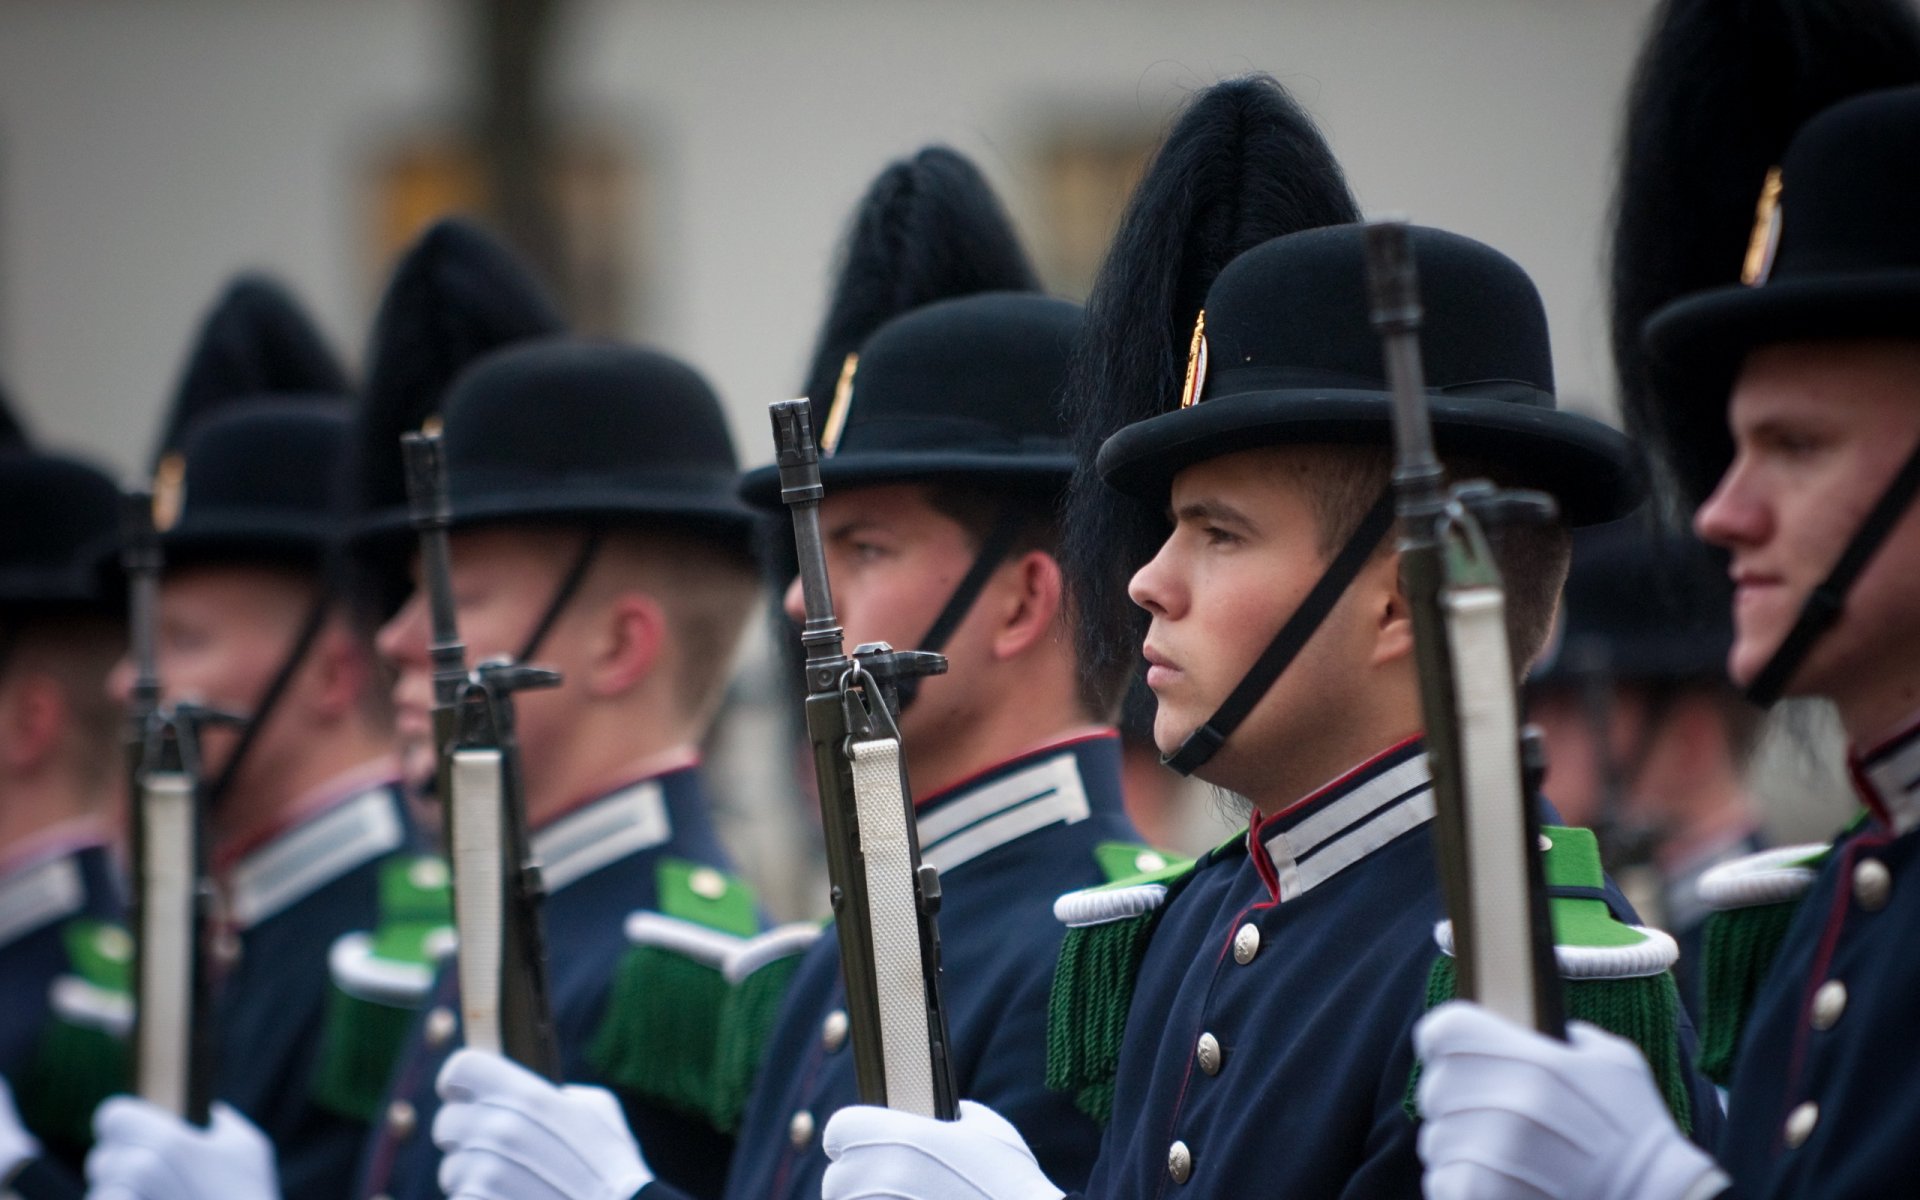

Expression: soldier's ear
xmin=988 ymin=550 xmax=1065 ymax=663
xmin=1367 ymin=549 xmax=1414 ymax=669
xmin=589 ymin=590 xmax=667 ymax=697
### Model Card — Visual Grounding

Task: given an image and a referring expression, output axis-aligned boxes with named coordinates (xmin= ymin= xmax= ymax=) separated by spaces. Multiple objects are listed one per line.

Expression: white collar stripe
xmin=1262 ymin=751 xmax=1435 ymax=900
xmin=922 ymin=787 xmax=1090 ymax=874
xmin=915 ymin=752 xmax=1084 ymax=846
xmin=1274 ymin=753 xmax=1430 ymax=857
xmin=1275 ymin=788 xmax=1435 ymax=901
xmin=533 ymin=780 xmax=671 ymax=894
xmin=1863 ymin=733 xmax=1920 ymax=836
xmin=230 ymin=788 xmax=404 ymax=929
xmin=0 ymin=854 xmax=85 ymax=948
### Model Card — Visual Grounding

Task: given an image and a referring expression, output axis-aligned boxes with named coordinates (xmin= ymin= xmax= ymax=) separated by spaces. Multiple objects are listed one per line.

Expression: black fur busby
xmin=1611 ymin=0 xmax=1920 ymax=508
xmin=151 ymin=274 xmax=349 ymax=466
xmin=1060 ymin=74 xmax=1362 ymax=698
xmin=798 ymin=145 xmax=1039 ymax=411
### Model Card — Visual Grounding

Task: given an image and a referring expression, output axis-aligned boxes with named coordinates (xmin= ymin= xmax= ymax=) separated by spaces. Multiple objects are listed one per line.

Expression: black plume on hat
xmin=350 ymin=218 xmax=567 ymax=531
xmin=153 ymin=273 xmax=349 ymax=466
xmin=1612 ymin=0 xmax=1920 ymax=507
xmin=0 ymin=381 xmax=29 ymax=452
xmin=800 ymin=145 xmax=1039 ymax=409
xmin=1060 ymin=74 xmax=1361 ymax=695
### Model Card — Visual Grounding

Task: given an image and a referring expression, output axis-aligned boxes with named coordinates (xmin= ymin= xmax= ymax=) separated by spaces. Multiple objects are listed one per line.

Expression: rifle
xmin=400 ymin=431 xmax=562 ymax=1078
xmin=121 ymin=490 xmax=230 ymax=1123
xmin=1362 ymin=221 xmax=1565 ymax=1037
xmin=769 ymin=398 xmax=958 ymax=1118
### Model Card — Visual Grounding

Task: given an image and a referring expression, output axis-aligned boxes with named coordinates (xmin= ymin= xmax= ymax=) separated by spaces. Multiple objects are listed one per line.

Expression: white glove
xmin=822 ymin=1100 xmax=1064 ymax=1200
xmin=85 ymin=1098 xmax=278 ymax=1200
xmin=1415 ymin=1001 xmax=1729 ymax=1200
xmin=433 ymin=1048 xmax=652 ymax=1200
xmin=0 ymin=1075 xmax=42 ymax=1179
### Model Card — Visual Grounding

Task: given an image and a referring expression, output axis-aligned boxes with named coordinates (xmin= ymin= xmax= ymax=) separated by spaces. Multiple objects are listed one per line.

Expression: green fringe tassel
xmin=708 ymin=952 xmax=805 ymax=1133
xmin=1405 ymin=955 xmax=1691 ymax=1134
xmin=589 ymin=944 xmax=730 ymax=1122
xmin=19 ymin=1016 xmax=128 ymax=1157
xmin=310 ymin=989 xmax=423 ymax=1121
xmin=1045 ymin=912 xmax=1158 ymax=1125
xmin=1697 ymin=899 xmax=1803 ymax=1085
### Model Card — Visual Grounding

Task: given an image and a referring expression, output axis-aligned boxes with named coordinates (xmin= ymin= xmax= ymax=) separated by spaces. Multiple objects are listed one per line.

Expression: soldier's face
xmin=781 ymin=484 xmax=979 ymax=743
xmin=1128 ymin=448 xmax=1397 ymax=805
xmin=1696 ymin=339 xmax=1920 ymax=734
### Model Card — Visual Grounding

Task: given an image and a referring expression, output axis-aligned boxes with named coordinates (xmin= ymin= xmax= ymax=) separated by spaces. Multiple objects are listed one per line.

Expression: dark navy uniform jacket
xmin=358 ymin=765 xmax=743 ymax=1200
xmin=215 ymin=774 xmax=416 ymax=1200
xmin=1078 ymin=738 xmax=1719 ymax=1200
xmin=1719 ymin=722 xmax=1920 ymax=1197
xmin=0 ymin=837 xmax=123 ymax=1171
xmin=693 ymin=732 xmax=1140 ymax=1200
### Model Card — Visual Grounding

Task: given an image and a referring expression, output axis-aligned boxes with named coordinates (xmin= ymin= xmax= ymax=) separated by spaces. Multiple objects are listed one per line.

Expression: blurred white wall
xmin=0 ymin=0 xmax=1657 ymax=473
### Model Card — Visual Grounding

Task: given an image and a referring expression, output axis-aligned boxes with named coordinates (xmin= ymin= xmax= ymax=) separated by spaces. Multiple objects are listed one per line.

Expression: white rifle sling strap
xmin=848 ymin=735 xmax=938 ymax=1118
xmin=137 ymin=770 xmax=196 ymax=1115
xmin=1444 ymin=584 xmax=1538 ymax=1031
xmin=451 ymin=747 xmax=506 ymax=1055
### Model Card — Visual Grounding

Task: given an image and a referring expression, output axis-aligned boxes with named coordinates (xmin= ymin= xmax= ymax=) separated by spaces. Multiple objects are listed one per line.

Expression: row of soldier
xmin=3 ymin=1 xmax=1919 ymax=1197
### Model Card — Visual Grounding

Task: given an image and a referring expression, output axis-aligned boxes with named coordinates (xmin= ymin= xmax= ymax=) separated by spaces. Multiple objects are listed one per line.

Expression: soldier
xmin=815 ymin=76 xmax=1711 ymax=1200
xmin=1411 ymin=82 xmax=1920 ymax=1200
xmin=90 ymin=276 xmax=428 ymax=1200
xmin=0 ymin=444 xmax=127 ymax=1190
xmin=426 ymin=146 xmax=1154 ymax=1200
xmin=1526 ymin=517 xmax=1763 ymax=1013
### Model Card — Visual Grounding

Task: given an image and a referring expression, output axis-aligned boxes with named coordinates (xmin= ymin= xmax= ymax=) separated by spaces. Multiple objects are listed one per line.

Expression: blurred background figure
xmin=1528 ymin=516 xmax=1764 ymax=1013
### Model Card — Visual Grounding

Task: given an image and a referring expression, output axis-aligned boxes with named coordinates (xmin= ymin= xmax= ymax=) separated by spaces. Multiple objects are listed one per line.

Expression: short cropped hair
xmin=1277 ymin=444 xmax=1573 ymax=674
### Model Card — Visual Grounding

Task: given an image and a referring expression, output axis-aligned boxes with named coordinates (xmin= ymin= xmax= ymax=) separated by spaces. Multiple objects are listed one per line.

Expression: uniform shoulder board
xmin=21 ymin=918 xmax=133 ymax=1154
xmin=1414 ymin=825 xmax=1693 ymax=1131
xmin=1046 ymin=842 xmax=1199 ymax=1124
xmin=312 ymin=854 xmax=454 ymax=1121
xmin=587 ymin=858 xmax=762 ymax=1127
xmin=1693 ymin=840 xmax=1833 ymax=1084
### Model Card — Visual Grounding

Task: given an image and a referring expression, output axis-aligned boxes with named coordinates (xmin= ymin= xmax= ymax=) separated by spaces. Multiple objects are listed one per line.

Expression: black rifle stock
xmin=1362 ymin=221 xmax=1565 ymax=1038
xmin=121 ymin=491 xmax=223 ymax=1125
xmin=769 ymin=398 xmax=959 ymax=1119
xmin=400 ymin=432 xmax=562 ymax=1080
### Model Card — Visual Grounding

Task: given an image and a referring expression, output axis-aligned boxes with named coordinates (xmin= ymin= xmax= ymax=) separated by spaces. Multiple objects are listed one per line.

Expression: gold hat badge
xmin=150 ymin=452 xmax=187 ymax=533
xmin=819 ymin=352 xmax=858 ymax=455
xmin=1741 ymin=166 xmax=1784 ymax=287
xmin=1178 ymin=310 xmax=1209 ymax=409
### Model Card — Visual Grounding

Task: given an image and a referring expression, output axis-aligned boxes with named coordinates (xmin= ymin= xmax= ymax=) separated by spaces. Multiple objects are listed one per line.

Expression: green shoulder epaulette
xmin=312 ymin=854 xmax=454 ymax=1121
xmin=1410 ymin=825 xmax=1694 ymax=1132
xmin=587 ymin=858 xmax=760 ymax=1129
xmin=1045 ymin=840 xmax=1200 ymax=1124
xmin=21 ymin=918 xmax=133 ymax=1154
xmin=1695 ymin=840 xmax=1832 ymax=1084
xmin=707 ymin=922 xmax=825 ymax=1132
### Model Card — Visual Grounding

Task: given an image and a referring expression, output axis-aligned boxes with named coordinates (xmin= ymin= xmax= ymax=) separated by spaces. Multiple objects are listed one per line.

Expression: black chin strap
xmin=895 ymin=507 xmax=1028 ymax=713
xmin=1745 ymin=438 xmax=1920 ymax=707
xmin=1163 ymin=487 xmax=1396 ymax=777
xmin=515 ymin=527 xmax=605 ymax=666
xmin=208 ymin=593 xmax=332 ymax=812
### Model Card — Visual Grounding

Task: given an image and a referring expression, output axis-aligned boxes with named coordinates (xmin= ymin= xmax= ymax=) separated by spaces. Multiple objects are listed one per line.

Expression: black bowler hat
xmin=0 ymin=451 xmax=122 ymax=612
xmin=144 ymin=275 xmax=353 ymax=569
xmin=1646 ymin=85 xmax=1920 ymax=428
xmin=361 ymin=338 xmax=757 ymax=551
xmin=1610 ymin=0 xmax=1920 ymax=507
xmin=1097 ymin=224 xmax=1640 ymax=527
xmin=738 ymin=292 xmax=1081 ymax=508
xmin=1531 ymin=517 xmax=1732 ymax=688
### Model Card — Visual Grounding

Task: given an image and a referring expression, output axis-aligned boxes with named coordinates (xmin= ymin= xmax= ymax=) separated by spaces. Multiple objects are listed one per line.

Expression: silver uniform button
xmin=789 ymin=1109 xmax=815 ymax=1147
xmin=1854 ymin=858 xmax=1892 ymax=911
xmin=1784 ymin=1100 xmax=1818 ymax=1149
xmin=1167 ymin=1139 xmax=1193 ymax=1184
xmin=424 ymin=1006 xmax=458 ymax=1048
xmin=386 ymin=1099 xmax=417 ymax=1139
xmin=1135 ymin=850 xmax=1167 ymax=873
xmin=1196 ymin=1032 xmax=1222 ymax=1076
xmin=1232 ymin=923 xmax=1261 ymax=965
xmin=690 ymin=867 xmax=728 ymax=900
xmin=822 ymin=1009 xmax=850 ymax=1053
xmin=1810 ymin=980 xmax=1848 ymax=1031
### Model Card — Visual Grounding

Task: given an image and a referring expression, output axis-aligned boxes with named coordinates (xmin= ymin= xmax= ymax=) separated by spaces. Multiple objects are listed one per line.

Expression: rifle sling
xmin=1164 ymin=487 xmax=1395 ymax=777
xmin=1745 ymin=436 xmax=1920 ymax=706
